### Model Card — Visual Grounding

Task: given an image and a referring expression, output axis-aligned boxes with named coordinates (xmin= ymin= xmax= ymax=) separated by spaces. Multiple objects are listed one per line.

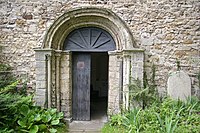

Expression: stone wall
xmin=0 ymin=0 xmax=199 ymax=97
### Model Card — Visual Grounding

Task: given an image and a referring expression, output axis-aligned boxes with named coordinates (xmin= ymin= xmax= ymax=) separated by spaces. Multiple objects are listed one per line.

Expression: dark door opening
xmin=72 ymin=52 xmax=108 ymax=121
xmin=90 ymin=53 xmax=108 ymax=120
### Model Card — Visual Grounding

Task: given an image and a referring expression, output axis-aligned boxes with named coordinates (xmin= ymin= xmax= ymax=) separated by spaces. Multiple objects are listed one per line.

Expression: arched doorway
xmin=34 ymin=7 xmax=144 ymax=121
xmin=64 ymin=27 xmax=116 ymax=120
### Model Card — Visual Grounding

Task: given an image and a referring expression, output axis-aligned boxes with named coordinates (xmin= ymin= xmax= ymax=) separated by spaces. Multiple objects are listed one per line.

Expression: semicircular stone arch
xmin=42 ymin=7 xmax=137 ymax=50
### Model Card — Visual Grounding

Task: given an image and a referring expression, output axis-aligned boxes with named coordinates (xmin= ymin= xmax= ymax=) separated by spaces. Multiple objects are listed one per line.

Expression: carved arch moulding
xmin=42 ymin=7 xmax=138 ymax=50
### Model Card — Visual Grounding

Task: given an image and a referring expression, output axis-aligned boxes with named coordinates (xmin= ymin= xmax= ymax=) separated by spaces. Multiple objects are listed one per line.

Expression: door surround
xmin=65 ymin=27 xmax=116 ymax=120
xmin=34 ymin=7 xmax=144 ymax=121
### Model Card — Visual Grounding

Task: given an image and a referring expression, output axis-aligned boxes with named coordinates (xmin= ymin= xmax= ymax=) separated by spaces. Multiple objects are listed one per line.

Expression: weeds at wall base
xmin=102 ymin=97 xmax=200 ymax=133
xmin=103 ymin=64 xmax=200 ymax=133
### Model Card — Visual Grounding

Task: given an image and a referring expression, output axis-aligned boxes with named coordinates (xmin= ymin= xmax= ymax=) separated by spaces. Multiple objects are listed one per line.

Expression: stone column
xmin=34 ymin=49 xmax=53 ymax=107
xmin=55 ymin=50 xmax=61 ymax=111
xmin=122 ymin=49 xmax=144 ymax=109
xmin=47 ymin=54 xmax=52 ymax=108
xmin=122 ymin=53 xmax=131 ymax=110
xmin=51 ymin=53 xmax=56 ymax=107
xmin=60 ymin=51 xmax=72 ymax=120
xmin=108 ymin=51 xmax=122 ymax=115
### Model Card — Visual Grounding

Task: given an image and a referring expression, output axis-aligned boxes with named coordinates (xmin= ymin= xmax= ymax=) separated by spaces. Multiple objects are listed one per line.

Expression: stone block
xmin=136 ymin=53 xmax=144 ymax=62
xmin=22 ymin=13 xmax=33 ymax=20
xmin=36 ymin=68 xmax=46 ymax=75
xmin=36 ymin=80 xmax=46 ymax=88
xmin=35 ymin=98 xmax=46 ymax=106
xmin=36 ymin=61 xmax=46 ymax=68
xmin=167 ymin=71 xmax=191 ymax=101
xmin=35 ymin=89 xmax=46 ymax=96
xmin=61 ymin=106 xmax=68 ymax=112
xmin=36 ymin=74 xmax=46 ymax=81
xmin=34 ymin=89 xmax=47 ymax=106
xmin=29 ymin=24 xmax=37 ymax=32
xmin=35 ymin=53 xmax=46 ymax=61
xmin=141 ymin=32 xmax=154 ymax=45
xmin=183 ymin=39 xmax=193 ymax=45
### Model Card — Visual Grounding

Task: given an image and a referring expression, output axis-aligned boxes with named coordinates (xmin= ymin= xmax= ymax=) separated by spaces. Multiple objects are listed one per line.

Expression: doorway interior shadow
xmin=90 ymin=52 xmax=108 ymax=121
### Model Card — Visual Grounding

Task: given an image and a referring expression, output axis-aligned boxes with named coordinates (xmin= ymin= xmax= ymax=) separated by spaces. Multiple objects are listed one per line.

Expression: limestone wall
xmin=0 ymin=0 xmax=199 ymax=96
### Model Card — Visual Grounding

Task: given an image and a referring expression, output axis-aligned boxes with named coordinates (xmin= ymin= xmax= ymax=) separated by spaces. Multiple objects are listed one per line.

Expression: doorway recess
xmin=65 ymin=27 xmax=115 ymax=120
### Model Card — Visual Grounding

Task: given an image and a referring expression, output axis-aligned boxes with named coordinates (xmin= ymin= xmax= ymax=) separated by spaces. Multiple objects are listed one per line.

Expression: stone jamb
xmin=122 ymin=49 xmax=145 ymax=110
xmin=123 ymin=49 xmax=145 ymax=80
xmin=34 ymin=48 xmax=53 ymax=107
xmin=108 ymin=50 xmax=123 ymax=115
xmin=60 ymin=50 xmax=72 ymax=121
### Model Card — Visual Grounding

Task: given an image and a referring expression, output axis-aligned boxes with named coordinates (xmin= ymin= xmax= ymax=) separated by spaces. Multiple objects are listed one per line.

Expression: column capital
xmin=34 ymin=48 xmax=54 ymax=61
xmin=34 ymin=48 xmax=54 ymax=55
xmin=123 ymin=49 xmax=144 ymax=58
xmin=108 ymin=50 xmax=122 ymax=55
xmin=61 ymin=50 xmax=72 ymax=55
xmin=55 ymin=50 xmax=62 ymax=57
xmin=122 ymin=48 xmax=145 ymax=53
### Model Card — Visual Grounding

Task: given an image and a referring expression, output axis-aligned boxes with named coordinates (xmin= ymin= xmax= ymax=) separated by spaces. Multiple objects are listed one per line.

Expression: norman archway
xmin=42 ymin=7 xmax=136 ymax=50
xmin=34 ymin=7 xmax=144 ymax=121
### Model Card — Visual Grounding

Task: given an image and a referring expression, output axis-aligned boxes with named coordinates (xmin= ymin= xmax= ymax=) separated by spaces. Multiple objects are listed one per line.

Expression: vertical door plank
xmin=72 ymin=53 xmax=91 ymax=120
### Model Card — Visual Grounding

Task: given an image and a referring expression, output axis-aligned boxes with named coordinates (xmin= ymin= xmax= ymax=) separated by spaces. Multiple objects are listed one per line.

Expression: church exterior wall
xmin=0 ymin=0 xmax=199 ymax=109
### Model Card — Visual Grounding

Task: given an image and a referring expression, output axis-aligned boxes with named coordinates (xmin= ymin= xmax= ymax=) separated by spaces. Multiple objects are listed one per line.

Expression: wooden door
xmin=72 ymin=53 xmax=91 ymax=120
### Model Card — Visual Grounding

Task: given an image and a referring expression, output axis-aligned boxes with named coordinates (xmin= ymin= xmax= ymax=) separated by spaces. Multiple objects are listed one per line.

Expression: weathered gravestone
xmin=167 ymin=71 xmax=191 ymax=101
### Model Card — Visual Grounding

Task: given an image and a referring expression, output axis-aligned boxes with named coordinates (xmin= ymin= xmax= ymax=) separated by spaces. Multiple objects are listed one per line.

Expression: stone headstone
xmin=167 ymin=71 xmax=191 ymax=101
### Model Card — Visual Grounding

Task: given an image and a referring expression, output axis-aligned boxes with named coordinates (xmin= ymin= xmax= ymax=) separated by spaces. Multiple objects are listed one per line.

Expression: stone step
xmin=68 ymin=129 xmax=101 ymax=133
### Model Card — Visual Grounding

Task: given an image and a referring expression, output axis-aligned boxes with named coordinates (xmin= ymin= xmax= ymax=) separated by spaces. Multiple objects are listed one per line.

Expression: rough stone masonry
xmin=0 ymin=0 xmax=199 ymax=98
